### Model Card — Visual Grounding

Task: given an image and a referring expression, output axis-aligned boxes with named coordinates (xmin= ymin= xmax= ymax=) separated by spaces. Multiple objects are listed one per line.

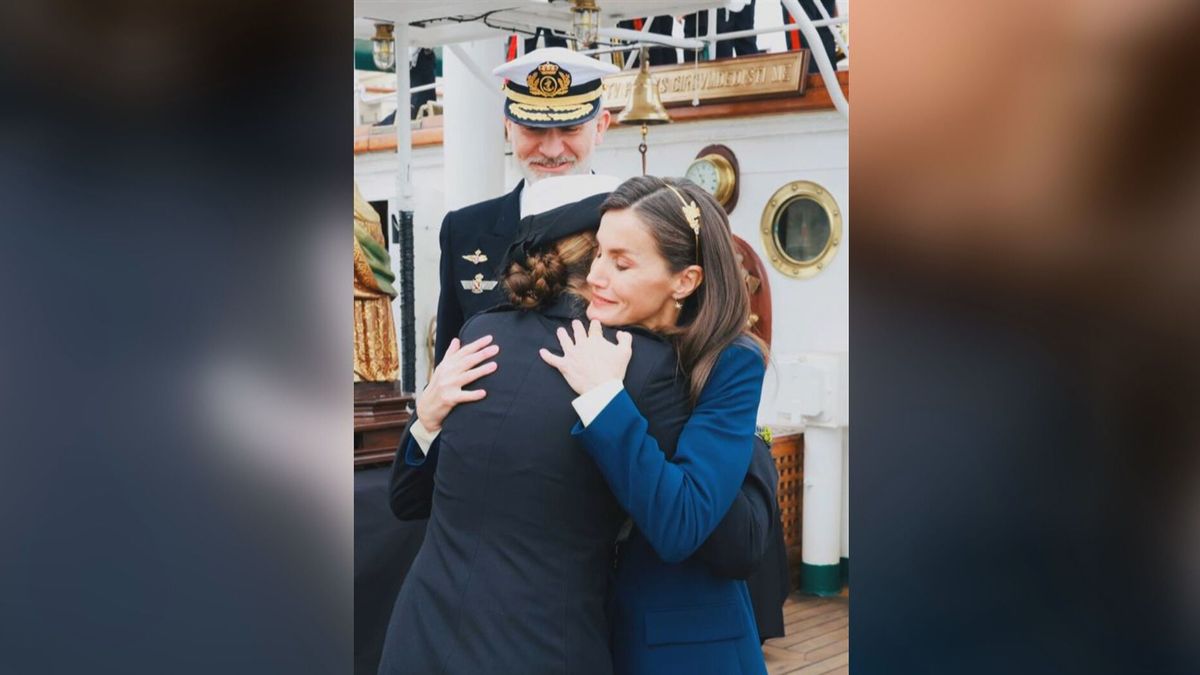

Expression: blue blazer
xmin=433 ymin=181 xmax=524 ymax=364
xmin=574 ymin=340 xmax=769 ymax=675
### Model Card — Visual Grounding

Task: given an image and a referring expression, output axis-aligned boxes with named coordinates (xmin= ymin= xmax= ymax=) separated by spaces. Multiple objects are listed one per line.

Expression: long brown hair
xmin=601 ymin=176 xmax=767 ymax=405
xmin=502 ymin=231 xmax=597 ymax=309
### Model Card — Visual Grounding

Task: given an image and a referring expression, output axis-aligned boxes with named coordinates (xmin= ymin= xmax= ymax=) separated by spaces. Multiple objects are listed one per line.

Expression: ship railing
xmin=586 ymin=2 xmax=848 ymax=118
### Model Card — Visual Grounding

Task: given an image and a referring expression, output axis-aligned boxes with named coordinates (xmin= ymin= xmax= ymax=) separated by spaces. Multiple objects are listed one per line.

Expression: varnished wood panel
xmin=354 ymin=382 xmax=414 ymax=468
xmin=733 ymin=234 xmax=773 ymax=346
xmin=771 ymin=431 xmax=805 ymax=567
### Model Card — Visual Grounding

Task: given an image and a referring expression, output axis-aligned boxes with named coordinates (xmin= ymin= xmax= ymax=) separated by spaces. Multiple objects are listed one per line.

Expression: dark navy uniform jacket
xmin=433 ymin=181 xmax=523 ymax=364
xmin=380 ymin=297 xmax=777 ymax=675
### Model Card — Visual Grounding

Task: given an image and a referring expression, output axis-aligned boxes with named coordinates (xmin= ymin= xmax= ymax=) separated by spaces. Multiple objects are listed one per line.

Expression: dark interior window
xmin=774 ymin=197 xmax=831 ymax=263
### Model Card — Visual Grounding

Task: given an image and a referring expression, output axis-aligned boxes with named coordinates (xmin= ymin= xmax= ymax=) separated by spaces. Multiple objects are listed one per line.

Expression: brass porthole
xmin=760 ymin=181 xmax=843 ymax=279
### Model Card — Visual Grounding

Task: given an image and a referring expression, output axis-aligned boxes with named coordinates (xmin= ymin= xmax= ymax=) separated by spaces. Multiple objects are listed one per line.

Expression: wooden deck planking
xmin=790 ymin=651 xmax=850 ymax=674
xmin=771 ymin=617 xmax=847 ymax=650
xmin=763 ymin=591 xmax=849 ymax=675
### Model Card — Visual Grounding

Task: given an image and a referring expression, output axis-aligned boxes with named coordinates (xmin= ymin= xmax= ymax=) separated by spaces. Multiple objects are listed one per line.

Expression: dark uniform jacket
xmin=433 ymin=181 xmax=524 ymax=364
xmin=741 ymin=436 xmax=791 ymax=642
xmin=380 ymin=297 xmax=778 ymax=675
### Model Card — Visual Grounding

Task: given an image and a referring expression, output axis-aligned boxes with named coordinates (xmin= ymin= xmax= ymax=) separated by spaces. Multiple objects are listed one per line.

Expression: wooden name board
xmin=602 ymin=51 xmax=810 ymax=110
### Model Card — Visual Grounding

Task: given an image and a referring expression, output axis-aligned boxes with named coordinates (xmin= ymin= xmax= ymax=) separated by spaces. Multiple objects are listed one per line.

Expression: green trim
xmin=840 ymin=557 xmax=849 ymax=586
xmin=354 ymin=43 xmax=443 ymax=75
xmin=800 ymin=562 xmax=842 ymax=597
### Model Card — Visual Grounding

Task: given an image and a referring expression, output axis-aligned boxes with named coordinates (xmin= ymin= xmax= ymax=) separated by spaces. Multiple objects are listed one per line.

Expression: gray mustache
xmin=530 ymin=157 xmax=576 ymax=167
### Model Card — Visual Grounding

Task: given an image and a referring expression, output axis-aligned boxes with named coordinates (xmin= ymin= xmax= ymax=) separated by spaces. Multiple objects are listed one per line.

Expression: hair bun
xmin=504 ymin=249 xmax=568 ymax=310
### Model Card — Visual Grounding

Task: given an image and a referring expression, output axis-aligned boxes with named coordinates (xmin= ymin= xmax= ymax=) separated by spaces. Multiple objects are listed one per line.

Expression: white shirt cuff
xmin=571 ymin=379 xmax=625 ymax=427
xmin=409 ymin=418 xmax=441 ymax=456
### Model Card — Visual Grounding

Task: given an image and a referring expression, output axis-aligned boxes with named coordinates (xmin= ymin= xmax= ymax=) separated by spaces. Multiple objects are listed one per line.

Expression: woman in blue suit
xmin=540 ymin=177 xmax=769 ymax=674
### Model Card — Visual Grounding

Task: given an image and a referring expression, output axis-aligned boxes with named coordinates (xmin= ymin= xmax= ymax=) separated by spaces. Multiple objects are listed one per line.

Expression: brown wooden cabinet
xmin=354 ymin=381 xmax=414 ymax=468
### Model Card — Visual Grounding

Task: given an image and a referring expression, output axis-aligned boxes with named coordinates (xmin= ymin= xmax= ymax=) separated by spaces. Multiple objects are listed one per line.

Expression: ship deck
xmin=763 ymin=591 xmax=850 ymax=674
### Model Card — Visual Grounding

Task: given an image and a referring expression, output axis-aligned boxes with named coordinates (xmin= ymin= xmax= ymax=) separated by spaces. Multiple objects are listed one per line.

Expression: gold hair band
xmin=665 ymin=184 xmax=701 ymax=262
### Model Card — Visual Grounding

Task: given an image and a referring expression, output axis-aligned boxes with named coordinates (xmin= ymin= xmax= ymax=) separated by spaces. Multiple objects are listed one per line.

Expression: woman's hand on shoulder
xmin=539 ymin=319 xmax=633 ymax=396
xmin=416 ymin=335 xmax=499 ymax=432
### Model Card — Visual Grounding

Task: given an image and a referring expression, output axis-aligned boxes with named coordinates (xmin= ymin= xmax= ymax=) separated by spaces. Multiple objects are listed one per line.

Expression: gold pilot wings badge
xmin=462 ymin=249 xmax=488 ymax=264
xmin=461 ymin=273 xmax=498 ymax=295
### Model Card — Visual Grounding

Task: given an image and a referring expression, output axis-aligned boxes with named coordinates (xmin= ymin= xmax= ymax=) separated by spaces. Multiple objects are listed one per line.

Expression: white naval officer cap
xmin=492 ymin=47 xmax=619 ymax=128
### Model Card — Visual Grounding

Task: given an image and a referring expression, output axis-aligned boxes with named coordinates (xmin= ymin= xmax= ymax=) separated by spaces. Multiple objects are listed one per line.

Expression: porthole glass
xmin=760 ymin=181 xmax=842 ymax=279
xmin=775 ymin=198 xmax=831 ymax=263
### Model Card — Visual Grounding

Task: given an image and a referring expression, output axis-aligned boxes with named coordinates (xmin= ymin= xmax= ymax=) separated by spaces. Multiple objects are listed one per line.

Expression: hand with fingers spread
xmin=539 ymin=319 xmax=633 ymax=396
xmin=416 ymin=335 xmax=499 ymax=432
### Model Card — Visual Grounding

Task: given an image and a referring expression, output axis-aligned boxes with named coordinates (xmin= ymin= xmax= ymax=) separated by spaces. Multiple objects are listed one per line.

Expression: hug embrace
xmin=379 ymin=175 xmax=774 ymax=675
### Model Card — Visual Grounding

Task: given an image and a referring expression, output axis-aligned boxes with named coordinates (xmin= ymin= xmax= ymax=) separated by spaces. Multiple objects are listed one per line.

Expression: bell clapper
xmin=639 ymin=124 xmax=648 ymax=175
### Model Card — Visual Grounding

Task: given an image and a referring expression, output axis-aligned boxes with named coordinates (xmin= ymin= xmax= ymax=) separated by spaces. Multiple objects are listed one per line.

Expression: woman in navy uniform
xmin=378 ymin=183 xmax=775 ymax=675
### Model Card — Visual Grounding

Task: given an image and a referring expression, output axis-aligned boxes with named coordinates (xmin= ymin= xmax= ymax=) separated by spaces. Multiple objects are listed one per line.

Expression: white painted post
xmin=393 ymin=23 xmax=417 ymax=392
xmin=394 ymin=27 xmax=413 ymax=215
xmin=443 ymin=38 xmax=507 ymax=210
xmin=354 ymin=83 xmax=361 ymax=127
xmin=780 ymin=351 xmax=847 ymax=596
xmin=841 ymin=428 xmax=849 ymax=586
xmin=802 ymin=424 xmax=844 ymax=595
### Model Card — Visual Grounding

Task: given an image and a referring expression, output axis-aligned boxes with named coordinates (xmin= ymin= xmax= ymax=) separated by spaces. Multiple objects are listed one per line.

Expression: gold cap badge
xmin=527 ymin=62 xmax=572 ymax=98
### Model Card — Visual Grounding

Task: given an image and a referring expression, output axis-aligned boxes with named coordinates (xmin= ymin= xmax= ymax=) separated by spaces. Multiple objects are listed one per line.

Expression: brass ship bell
xmin=617 ymin=46 xmax=671 ymax=175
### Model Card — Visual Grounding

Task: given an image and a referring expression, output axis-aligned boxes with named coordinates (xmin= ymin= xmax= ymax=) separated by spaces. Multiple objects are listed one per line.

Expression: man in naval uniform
xmin=433 ymin=47 xmax=617 ymax=364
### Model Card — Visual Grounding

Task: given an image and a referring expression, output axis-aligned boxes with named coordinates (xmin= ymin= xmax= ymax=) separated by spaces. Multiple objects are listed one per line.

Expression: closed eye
xmin=595 ymin=248 xmax=631 ymax=271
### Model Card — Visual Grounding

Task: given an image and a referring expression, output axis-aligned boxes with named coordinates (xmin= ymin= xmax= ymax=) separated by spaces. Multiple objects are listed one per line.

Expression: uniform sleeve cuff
xmin=571 ymin=379 xmax=625 ymax=427
xmin=409 ymin=418 xmax=440 ymax=456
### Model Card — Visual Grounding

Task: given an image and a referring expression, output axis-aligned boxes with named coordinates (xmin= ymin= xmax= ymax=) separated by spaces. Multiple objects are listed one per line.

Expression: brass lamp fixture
xmin=570 ymin=0 xmax=600 ymax=50
xmin=616 ymin=47 xmax=671 ymax=175
xmin=371 ymin=23 xmax=395 ymax=71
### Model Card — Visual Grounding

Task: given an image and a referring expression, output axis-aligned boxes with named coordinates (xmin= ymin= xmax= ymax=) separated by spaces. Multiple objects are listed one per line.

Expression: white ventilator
xmin=775 ymin=352 xmax=848 ymax=595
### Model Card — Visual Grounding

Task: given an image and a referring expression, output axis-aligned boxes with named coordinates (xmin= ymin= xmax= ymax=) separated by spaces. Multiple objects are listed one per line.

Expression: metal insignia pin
xmin=461 ymin=273 xmax=498 ymax=294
